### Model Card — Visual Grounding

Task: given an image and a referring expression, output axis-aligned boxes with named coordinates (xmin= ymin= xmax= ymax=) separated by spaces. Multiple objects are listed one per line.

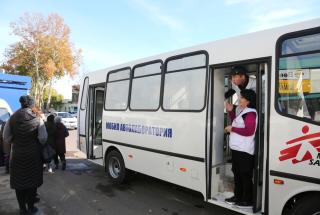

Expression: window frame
xmin=80 ymin=76 xmax=89 ymax=110
xmin=104 ymin=67 xmax=131 ymax=111
xmin=161 ymin=50 xmax=209 ymax=112
xmin=275 ymin=26 xmax=320 ymax=126
xmin=129 ymin=59 xmax=163 ymax=112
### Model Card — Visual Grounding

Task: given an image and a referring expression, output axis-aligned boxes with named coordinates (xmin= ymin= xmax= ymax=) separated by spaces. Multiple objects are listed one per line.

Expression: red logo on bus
xmin=279 ymin=125 xmax=320 ymax=164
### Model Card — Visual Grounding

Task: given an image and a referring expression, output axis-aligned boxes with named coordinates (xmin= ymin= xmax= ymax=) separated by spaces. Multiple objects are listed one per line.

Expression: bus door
xmin=78 ymin=77 xmax=89 ymax=156
xmin=208 ymin=60 xmax=269 ymax=213
xmin=252 ymin=62 xmax=268 ymax=213
xmin=88 ymin=86 xmax=104 ymax=160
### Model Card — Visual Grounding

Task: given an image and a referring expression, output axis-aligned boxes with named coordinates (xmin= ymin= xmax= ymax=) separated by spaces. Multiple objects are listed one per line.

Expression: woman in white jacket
xmin=224 ymin=89 xmax=257 ymax=209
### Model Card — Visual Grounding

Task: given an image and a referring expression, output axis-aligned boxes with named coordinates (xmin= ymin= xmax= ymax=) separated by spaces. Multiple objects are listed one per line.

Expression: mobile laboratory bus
xmin=77 ymin=19 xmax=320 ymax=215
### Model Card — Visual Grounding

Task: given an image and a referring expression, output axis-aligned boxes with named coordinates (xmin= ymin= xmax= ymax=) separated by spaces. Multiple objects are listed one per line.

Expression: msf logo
xmin=279 ymin=125 xmax=320 ymax=165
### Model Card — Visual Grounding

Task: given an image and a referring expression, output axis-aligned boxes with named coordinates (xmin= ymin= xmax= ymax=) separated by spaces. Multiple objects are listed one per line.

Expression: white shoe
xmin=48 ymin=167 xmax=54 ymax=173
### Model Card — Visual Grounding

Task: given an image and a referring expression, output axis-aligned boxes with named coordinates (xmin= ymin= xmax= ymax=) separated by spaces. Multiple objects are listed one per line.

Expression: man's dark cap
xmin=19 ymin=95 xmax=35 ymax=108
xmin=230 ymin=65 xmax=248 ymax=76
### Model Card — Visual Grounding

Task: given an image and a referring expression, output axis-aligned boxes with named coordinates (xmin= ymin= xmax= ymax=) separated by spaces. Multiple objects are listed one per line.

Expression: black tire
xmin=288 ymin=194 xmax=320 ymax=215
xmin=105 ymin=150 xmax=126 ymax=184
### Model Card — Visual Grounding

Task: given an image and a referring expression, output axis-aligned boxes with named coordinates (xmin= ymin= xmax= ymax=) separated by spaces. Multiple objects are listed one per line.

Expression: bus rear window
xmin=277 ymin=32 xmax=320 ymax=123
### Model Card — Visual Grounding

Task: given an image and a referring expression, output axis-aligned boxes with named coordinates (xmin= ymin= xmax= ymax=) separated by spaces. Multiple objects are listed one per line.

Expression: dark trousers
xmin=4 ymin=154 xmax=9 ymax=173
xmin=231 ymin=149 xmax=254 ymax=202
xmin=53 ymin=153 xmax=66 ymax=165
xmin=15 ymin=188 xmax=37 ymax=211
xmin=0 ymin=146 xmax=4 ymax=166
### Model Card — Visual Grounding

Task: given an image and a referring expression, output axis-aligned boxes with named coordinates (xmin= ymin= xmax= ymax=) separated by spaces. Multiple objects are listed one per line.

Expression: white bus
xmin=77 ymin=19 xmax=320 ymax=215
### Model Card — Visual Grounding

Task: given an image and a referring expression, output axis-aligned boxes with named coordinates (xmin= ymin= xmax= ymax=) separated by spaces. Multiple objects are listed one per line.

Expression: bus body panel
xmin=269 ymin=109 xmax=320 ymax=180
xmin=103 ymin=111 xmax=206 ymax=158
xmin=268 ymin=20 xmax=320 ymax=214
xmin=103 ymin=142 xmax=207 ymax=197
xmin=269 ymin=176 xmax=320 ymax=215
xmin=102 ymin=110 xmax=207 ymax=194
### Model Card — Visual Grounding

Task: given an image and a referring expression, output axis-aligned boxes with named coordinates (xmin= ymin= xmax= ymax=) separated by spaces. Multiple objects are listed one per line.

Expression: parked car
xmin=69 ymin=111 xmax=78 ymax=118
xmin=55 ymin=112 xmax=77 ymax=130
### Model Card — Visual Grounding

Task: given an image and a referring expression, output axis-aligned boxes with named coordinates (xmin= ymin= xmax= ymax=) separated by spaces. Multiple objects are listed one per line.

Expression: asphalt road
xmin=0 ymin=130 xmax=241 ymax=215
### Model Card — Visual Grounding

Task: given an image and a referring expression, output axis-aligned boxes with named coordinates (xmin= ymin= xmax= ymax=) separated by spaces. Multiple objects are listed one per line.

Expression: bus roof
xmin=85 ymin=18 xmax=320 ymax=85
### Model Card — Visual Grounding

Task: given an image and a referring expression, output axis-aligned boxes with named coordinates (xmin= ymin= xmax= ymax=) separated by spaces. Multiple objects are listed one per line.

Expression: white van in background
xmin=0 ymin=98 xmax=12 ymax=123
xmin=55 ymin=112 xmax=77 ymax=130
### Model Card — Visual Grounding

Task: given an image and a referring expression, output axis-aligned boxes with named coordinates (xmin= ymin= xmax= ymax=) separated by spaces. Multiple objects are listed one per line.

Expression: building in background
xmin=55 ymin=84 xmax=79 ymax=113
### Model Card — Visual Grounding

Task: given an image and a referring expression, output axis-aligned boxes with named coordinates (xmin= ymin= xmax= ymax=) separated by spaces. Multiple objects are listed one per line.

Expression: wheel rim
xmin=312 ymin=212 xmax=320 ymax=215
xmin=108 ymin=156 xmax=121 ymax=178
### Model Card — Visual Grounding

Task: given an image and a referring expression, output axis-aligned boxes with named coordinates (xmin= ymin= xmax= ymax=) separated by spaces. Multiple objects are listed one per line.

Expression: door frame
xmin=78 ymin=77 xmax=89 ymax=157
xmin=207 ymin=57 xmax=271 ymax=213
xmin=88 ymin=85 xmax=105 ymax=159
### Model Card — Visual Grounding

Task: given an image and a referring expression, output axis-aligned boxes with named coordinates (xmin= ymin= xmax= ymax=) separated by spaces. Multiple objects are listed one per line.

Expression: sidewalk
xmin=0 ymin=130 xmax=85 ymax=214
xmin=0 ymin=166 xmax=60 ymax=215
xmin=0 ymin=166 xmax=17 ymax=215
xmin=0 ymin=157 xmax=101 ymax=215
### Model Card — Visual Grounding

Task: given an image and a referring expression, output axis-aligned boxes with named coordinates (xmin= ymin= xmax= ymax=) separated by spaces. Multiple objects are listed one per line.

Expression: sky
xmin=0 ymin=0 xmax=319 ymax=99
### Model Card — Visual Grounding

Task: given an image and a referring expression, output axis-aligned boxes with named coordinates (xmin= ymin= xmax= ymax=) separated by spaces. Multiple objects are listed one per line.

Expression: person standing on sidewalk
xmin=3 ymin=95 xmax=47 ymax=214
xmin=53 ymin=116 xmax=69 ymax=170
xmin=45 ymin=114 xmax=56 ymax=173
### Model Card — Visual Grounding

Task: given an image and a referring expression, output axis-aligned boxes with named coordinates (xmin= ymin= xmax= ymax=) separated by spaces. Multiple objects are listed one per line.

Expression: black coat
xmin=9 ymin=108 xmax=43 ymax=189
xmin=54 ymin=122 xmax=69 ymax=154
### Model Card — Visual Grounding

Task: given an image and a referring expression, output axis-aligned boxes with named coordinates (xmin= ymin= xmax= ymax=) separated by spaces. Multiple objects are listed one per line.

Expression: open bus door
xmin=78 ymin=77 xmax=89 ymax=157
xmin=208 ymin=60 xmax=269 ymax=214
xmin=87 ymin=86 xmax=104 ymax=161
xmin=252 ymin=62 xmax=268 ymax=213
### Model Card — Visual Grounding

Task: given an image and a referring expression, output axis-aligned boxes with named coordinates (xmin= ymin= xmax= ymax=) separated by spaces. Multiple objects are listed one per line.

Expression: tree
xmin=42 ymin=87 xmax=64 ymax=110
xmin=1 ymin=13 xmax=81 ymax=109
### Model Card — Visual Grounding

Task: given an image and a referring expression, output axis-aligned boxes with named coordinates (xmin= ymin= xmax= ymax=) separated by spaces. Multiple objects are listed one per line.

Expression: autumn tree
xmin=2 ymin=13 xmax=81 ymax=109
xmin=43 ymin=87 xmax=64 ymax=110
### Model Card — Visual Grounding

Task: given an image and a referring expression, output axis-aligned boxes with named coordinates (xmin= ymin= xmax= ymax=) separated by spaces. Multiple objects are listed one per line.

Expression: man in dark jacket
xmin=54 ymin=116 xmax=69 ymax=170
xmin=3 ymin=95 xmax=47 ymax=215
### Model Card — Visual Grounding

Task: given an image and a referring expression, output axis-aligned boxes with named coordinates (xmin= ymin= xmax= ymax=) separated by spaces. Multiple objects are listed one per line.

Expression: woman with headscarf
xmin=3 ymin=95 xmax=47 ymax=214
xmin=53 ymin=116 xmax=69 ymax=170
xmin=224 ymin=89 xmax=258 ymax=209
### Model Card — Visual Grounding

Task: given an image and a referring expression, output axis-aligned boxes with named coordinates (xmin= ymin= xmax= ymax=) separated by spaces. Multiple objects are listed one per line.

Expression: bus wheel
xmin=105 ymin=150 xmax=126 ymax=184
xmin=288 ymin=194 xmax=320 ymax=215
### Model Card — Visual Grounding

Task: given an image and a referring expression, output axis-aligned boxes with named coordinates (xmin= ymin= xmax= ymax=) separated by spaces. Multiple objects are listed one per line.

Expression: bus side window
xmin=276 ymin=32 xmax=320 ymax=123
xmin=130 ymin=61 xmax=162 ymax=111
xmin=163 ymin=53 xmax=208 ymax=111
xmin=105 ymin=68 xmax=131 ymax=111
